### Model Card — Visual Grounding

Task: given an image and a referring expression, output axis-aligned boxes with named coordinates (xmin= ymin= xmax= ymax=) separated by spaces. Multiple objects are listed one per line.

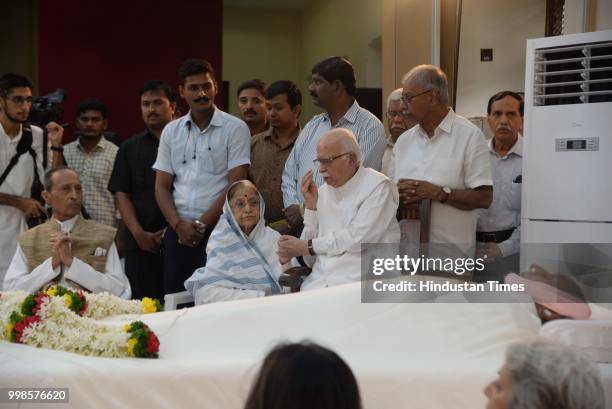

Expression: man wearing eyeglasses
xmin=278 ymin=128 xmax=400 ymax=290
xmin=381 ymin=88 xmax=417 ymax=176
xmin=389 ymin=65 xmax=492 ymax=257
xmin=0 ymin=73 xmax=63 ymax=283
xmin=281 ymin=57 xmax=386 ymax=234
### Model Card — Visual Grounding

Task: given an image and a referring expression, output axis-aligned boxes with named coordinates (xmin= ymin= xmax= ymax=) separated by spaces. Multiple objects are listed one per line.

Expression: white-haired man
xmin=381 ymin=88 xmax=417 ymax=176
xmin=389 ymin=65 xmax=492 ymax=255
xmin=278 ymin=128 xmax=400 ymax=290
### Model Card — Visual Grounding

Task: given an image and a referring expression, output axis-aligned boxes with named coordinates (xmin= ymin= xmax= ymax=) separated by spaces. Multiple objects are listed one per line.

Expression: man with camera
xmin=0 ymin=73 xmax=63 ymax=283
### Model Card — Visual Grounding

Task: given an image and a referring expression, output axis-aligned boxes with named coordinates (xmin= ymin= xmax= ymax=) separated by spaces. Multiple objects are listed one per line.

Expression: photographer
xmin=0 ymin=73 xmax=63 ymax=282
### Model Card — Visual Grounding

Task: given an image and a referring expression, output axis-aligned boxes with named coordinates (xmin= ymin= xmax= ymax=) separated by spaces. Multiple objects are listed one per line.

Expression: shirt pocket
xmin=202 ymin=142 xmax=228 ymax=175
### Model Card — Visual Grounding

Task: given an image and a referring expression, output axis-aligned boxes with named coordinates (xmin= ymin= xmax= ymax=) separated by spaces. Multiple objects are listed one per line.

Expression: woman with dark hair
xmin=244 ymin=342 xmax=363 ymax=409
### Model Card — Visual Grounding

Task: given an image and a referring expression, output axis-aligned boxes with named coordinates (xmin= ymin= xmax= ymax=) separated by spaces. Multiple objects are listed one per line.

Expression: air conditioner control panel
xmin=555 ymin=137 xmax=599 ymax=151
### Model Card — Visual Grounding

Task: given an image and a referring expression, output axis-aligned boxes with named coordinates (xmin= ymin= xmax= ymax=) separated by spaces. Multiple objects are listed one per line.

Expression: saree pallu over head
xmin=185 ymin=184 xmax=282 ymax=296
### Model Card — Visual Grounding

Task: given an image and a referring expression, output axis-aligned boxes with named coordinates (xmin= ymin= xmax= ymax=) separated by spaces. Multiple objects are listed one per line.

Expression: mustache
xmin=195 ymin=97 xmax=210 ymax=103
xmin=497 ymin=125 xmax=512 ymax=131
xmin=147 ymin=113 xmax=160 ymax=118
xmin=320 ymin=172 xmax=330 ymax=178
xmin=310 ymin=92 xmax=318 ymax=98
xmin=243 ymin=109 xmax=257 ymax=115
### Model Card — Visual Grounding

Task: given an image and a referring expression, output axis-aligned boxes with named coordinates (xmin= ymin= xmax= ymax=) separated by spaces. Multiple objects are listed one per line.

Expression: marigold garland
xmin=0 ymin=287 xmax=162 ymax=358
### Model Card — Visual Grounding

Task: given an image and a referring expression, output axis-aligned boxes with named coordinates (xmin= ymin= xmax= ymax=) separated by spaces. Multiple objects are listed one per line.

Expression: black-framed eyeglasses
xmin=313 ymin=152 xmax=350 ymax=167
xmin=7 ymin=96 xmax=34 ymax=105
xmin=400 ymin=89 xmax=431 ymax=105
xmin=386 ymin=110 xmax=412 ymax=119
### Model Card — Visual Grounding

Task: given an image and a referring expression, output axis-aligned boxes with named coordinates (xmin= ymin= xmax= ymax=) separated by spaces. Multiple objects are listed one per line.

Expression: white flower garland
xmin=0 ymin=288 xmax=161 ymax=358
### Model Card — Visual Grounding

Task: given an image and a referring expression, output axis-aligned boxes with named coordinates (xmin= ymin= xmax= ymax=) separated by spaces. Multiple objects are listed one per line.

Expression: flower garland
xmin=0 ymin=287 xmax=161 ymax=358
xmin=44 ymin=285 xmax=163 ymax=319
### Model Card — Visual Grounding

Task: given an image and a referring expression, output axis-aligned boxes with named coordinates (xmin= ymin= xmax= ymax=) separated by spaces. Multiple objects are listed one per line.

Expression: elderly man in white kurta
xmin=3 ymin=167 xmax=131 ymax=298
xmin=278 ymin=128 xmax=400 ymax=290
xmin=389 ymin=65 xmax=492 ymax=255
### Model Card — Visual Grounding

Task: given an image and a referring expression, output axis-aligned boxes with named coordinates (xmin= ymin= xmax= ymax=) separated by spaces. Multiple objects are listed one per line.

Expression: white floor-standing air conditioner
xmin=521 ymin=29 xmax=612 ymax=284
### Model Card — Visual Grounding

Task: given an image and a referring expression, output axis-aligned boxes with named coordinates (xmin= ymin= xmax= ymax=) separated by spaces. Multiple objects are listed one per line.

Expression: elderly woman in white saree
xmin=185 ymin=181 xmax=295 ymax=304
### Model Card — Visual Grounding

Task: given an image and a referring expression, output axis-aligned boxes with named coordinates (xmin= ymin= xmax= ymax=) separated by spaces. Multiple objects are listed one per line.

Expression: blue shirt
xmin=282 ymin=100 xmax=386 ymax=206
xmin=153 ymin=108 xmax=251 ymax=221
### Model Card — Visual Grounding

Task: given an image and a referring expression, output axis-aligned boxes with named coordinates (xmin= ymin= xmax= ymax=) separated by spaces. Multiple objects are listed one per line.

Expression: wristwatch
xmin=193 ymin=219 xmax=207 ymax=234
xmin=439 ymin=186 xmax=451 ymax=203
xmin=307 ymin=239 xmax=316 ymax=256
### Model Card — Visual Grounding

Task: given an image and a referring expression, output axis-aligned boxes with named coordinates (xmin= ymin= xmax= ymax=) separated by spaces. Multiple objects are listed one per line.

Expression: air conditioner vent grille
xmin=534 ymin=41 xmax=612 ymax=106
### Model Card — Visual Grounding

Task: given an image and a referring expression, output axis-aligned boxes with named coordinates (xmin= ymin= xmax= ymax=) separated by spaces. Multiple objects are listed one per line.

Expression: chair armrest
xmin=279 ymin=267 xmax=312 ymax=293
xmin=164 ymin=290 xmax=194 ymax=310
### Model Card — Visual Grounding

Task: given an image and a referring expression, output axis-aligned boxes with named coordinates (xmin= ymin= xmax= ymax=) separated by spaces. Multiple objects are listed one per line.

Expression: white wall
xmin=596 ymin=0 xmax=612 ymax=30
xmin=455 ymin=0 xmax=546 ymax=117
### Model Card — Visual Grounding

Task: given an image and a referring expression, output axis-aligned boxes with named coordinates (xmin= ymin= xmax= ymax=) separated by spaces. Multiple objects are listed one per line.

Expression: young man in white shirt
xmin=153 ymin=59 xmax=251 ymax=294
xmin=0 ymin=73 xmax=63 ymax=282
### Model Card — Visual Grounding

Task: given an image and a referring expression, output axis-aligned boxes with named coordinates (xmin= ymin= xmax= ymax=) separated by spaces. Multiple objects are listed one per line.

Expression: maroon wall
xmin=38 ymin=1 xmax=223 ymax=141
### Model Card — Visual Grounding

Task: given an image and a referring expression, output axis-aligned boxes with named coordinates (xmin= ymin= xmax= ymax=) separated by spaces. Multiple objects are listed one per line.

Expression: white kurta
xmin=0 ymin=123 xmax=45 ymax=282
xmin=2 ymin=215 xmax=131 ymax=299
xmin=300 ymin=166 xmax=400 ymax=290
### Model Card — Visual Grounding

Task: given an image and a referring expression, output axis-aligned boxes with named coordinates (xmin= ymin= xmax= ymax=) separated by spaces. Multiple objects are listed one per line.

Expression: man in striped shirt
xmin=281 ymin=57 xmax=386 ymax=230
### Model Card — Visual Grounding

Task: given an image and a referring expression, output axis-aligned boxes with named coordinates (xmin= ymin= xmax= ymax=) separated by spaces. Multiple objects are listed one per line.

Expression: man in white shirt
xmin=154 ymin=58 xmax=251 ymax=294
xmin=278 ymin=128 xmax=400 ymax=290
xmin=475 ymin=91 xmax=524 ymax=280
xmin=389 ymin=65 xmax=492 ymax=255
xmin=3 ymin=167 xmax=131 ymax=298
xmin=0 ymin=73 xmax=63 ymax=282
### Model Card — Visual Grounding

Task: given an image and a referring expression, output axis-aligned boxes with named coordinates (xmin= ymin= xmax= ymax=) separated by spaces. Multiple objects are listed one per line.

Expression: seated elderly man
xmin=185 ymin=180 xmax=297 ymax=304
xmin=277 ymin=128 xmax=400 ymax=290
xmin=3 ymin=166 xmax=131 ymax=298
xmin=484 ymin=339 xmax=605 ymax=409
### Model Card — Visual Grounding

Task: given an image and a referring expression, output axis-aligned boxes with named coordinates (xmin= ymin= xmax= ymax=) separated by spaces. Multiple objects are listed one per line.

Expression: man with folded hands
xmin=3 ymin=166 xmax=131 ymax=298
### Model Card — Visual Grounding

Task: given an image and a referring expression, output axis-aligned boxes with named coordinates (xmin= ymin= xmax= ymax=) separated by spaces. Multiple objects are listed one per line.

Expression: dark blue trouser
xmin=162 ymin=227 xmax=209 ymax=295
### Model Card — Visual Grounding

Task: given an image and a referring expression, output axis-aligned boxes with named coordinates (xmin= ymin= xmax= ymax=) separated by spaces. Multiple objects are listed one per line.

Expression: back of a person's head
xmin=506 ymin=340 xmax=605 ymax=409
xmin=244 ymin=342 xmax=362 ymax=409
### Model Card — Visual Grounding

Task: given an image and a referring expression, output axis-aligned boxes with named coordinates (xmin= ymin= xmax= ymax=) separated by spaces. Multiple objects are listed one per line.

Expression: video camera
xmin=28 ymin=88 xmax=66 ymax=128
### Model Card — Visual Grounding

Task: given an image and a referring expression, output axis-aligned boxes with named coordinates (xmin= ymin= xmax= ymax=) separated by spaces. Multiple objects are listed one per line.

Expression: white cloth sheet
xmin=0 ymin=281 xmax=542 ymax=409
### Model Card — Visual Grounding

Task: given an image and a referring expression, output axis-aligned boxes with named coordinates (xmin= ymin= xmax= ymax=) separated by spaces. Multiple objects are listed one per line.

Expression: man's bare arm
xmin=445 ymin=186 xmax=492 ymax=210
xmin=0 ymin=193 xmax=47 ymax=217
xmin=155 ymin=170 xmax=181 ymax=230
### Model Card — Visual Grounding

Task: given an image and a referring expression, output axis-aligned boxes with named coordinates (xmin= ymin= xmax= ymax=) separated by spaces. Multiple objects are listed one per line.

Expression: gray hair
xmin=386 ymin=88 xmax=403 ymax=108
xmin=43 ymin=166 xmax=76 ymax=192
xmin=402 ymin=64 xmax=449 ymax=105
xmin=505 ymin=340 xmax=605 ymax=409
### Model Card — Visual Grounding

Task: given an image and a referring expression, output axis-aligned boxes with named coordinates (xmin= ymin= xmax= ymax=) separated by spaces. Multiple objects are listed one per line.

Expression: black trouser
xmin=125 ymin=249 xmax=164 ymax=301
xmin=162 ymin=227 xmax=209 ymax=295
